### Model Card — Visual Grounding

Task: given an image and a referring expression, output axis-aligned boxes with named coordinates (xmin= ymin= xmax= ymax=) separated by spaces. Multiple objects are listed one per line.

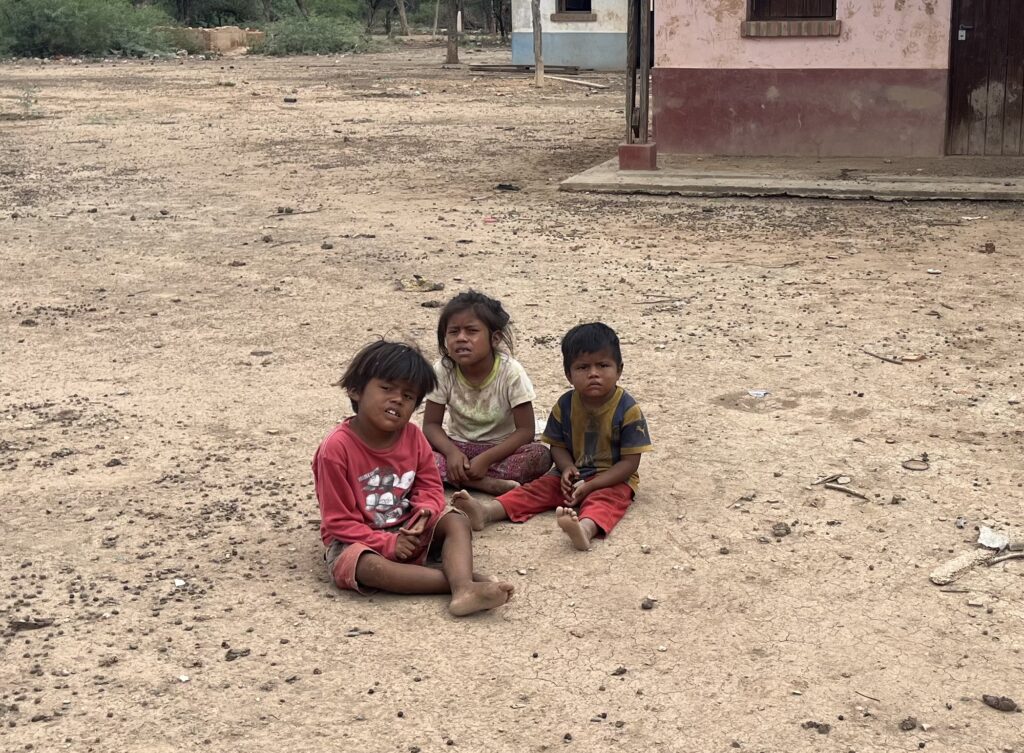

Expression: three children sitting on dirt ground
xmin=311 ymin=291 xmax=652 ymax=616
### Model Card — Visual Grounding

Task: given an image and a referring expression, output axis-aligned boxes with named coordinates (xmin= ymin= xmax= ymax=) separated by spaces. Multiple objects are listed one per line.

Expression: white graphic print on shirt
xmin=359 ymin=466 xmax=416 ymax=527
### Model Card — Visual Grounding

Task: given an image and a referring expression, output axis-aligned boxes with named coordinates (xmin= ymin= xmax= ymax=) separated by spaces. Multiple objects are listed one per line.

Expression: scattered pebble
xmin=224 ymin=647 xmax=250 ymax=661
xmin=982 ymin=694 xmax=1019 ymax=712
xmin=801 ymin=720 xmax=830 ymax=734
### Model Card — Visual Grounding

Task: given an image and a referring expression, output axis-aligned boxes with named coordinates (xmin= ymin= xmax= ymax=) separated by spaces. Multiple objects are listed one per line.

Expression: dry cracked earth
xmin=1 ymin=40 xmax=1023 ymax=753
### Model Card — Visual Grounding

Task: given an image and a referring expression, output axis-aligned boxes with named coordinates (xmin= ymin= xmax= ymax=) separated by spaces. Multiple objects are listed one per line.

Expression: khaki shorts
xmin=325 ymin=505 xmax=464 ymax=594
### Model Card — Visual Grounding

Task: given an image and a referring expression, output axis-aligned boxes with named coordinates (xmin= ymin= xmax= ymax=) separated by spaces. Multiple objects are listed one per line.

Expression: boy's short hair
xmin=561 ymin=323 xmax=623 ymax=376
xmin=340 ymin=340 xmax=437 ymax=412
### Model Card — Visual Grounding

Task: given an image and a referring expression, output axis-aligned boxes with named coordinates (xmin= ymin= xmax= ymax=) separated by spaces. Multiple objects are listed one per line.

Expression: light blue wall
xmin=511 ymin=32 xmax=627 ymax=71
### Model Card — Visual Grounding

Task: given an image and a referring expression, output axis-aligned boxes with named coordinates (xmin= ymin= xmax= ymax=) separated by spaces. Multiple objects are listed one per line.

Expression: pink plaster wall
xmin=655 ymin=0 xmax=952 ymax=70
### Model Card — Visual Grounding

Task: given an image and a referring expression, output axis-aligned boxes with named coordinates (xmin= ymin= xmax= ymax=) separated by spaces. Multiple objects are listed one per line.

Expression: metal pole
xmin=638 ymin=0 xmax=651 ymax=143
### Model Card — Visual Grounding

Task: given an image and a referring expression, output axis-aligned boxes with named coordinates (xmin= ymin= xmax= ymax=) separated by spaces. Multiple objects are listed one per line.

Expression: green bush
xmin=250 ymin=14 xmax=365 ymax=54
xmin=154 ymin=0 xmax=363 ymax=27
xmin=0 ymin=0 xmax=174 ymax=57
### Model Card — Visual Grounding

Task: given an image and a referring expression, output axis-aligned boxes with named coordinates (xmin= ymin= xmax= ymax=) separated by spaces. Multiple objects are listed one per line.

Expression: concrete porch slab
xmin=560 ymin=155 xmax=1024 ymax=201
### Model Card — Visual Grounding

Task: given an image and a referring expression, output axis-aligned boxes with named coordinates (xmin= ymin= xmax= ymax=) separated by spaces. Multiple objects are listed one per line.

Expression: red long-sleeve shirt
xmin=313 ymin=419 xmax=446 ymax=560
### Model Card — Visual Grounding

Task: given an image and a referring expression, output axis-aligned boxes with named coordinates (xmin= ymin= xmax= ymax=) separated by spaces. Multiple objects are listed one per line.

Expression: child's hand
xmin=399 ymin=510 xmax=432 ymax=540
xmin=446 ymin=450 xmax=471 ymax=485
xmin=395 ymin=510 xmax=431 ymax=560
xmin=394 ymin=532 xmax=420 ymax=560
xmin=466 ymin=454 xmax=492 ymax=481
xmin=399 ymin=509 xmax=431 ymax=537
xmin=560 ymin=466 xmax=580 ymax=501
xmin=569 ymin=479 xmax=591 ymax=507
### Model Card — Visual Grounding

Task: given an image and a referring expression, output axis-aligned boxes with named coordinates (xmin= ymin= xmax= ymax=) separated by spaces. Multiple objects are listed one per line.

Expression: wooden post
xmin=531 ymin=0 xmax=543 ymax=87
xmin=624 ymin=0 xmax=638 ymax=142
xmin=638 ymin=0 xmax=651 ymax=142
xmin=446 ymin=0 xmax=459 ymax=63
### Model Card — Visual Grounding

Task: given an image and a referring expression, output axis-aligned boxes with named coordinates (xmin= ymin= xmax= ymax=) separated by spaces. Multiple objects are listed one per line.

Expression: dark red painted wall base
xmin=652 ymin=68 xmax=949 ymax=157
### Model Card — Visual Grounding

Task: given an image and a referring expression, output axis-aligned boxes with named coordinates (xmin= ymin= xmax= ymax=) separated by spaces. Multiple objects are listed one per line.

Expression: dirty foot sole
xmin=556 ymin=506 xmax=591 ymax=551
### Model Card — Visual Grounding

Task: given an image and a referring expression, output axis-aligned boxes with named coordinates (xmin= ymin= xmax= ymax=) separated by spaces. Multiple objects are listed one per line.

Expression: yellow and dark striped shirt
xmin=541 ymin=386 xmax=652 ymax=491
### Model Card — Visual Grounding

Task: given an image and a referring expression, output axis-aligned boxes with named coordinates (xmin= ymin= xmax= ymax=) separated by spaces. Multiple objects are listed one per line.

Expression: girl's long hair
xmin=437 ymin=290 xmax=513 ymax=370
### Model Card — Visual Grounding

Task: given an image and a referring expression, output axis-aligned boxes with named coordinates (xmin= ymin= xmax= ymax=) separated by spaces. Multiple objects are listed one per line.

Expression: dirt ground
xmin=2 ymin=41 xmax=1023 ymax=753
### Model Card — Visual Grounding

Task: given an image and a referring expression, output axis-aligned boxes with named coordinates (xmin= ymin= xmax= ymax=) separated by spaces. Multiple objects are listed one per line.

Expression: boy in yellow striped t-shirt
xmin=453 ymin=323 xmax=652 ymax=550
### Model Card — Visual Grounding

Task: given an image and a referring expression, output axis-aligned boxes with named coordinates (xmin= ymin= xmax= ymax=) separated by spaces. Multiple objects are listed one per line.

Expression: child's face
xmin=444 ymin=310 xmax=499 ymax=369
xmin=567 ymin=348 xmax=622 ymax=405
xmin=347 ymin=377 xmax=421 ymax=442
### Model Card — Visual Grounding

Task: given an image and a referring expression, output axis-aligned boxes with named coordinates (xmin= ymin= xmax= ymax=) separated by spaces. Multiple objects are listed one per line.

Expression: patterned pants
xmin=433 ymin=439 xmax=551 ymax=485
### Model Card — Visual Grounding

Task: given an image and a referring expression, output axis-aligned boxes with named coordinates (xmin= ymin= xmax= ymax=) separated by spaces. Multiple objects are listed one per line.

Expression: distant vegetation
xmin=253 ymin=14 xmax=367 ymax=55
xmin=0 ymin=0 xmax=174 ymax=57
xmin=0 ymin=0 xmax=509 ymax=58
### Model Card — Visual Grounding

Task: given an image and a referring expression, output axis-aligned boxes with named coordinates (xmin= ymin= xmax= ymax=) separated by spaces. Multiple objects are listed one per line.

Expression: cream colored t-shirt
xmin=426 ymin=353 xmax=536 ymax=443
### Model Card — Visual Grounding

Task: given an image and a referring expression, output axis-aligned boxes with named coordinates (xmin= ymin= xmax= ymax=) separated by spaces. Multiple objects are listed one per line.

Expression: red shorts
xmin=497 ymin=474 xmax=634 ymax=536
xmin=325 ymin=507 xmax=461 ymax=593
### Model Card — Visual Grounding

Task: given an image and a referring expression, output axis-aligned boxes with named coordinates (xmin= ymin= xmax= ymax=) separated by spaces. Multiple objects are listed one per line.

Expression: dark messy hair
xmin=437 ymin=290 xmax=514 ymax=369
xmin=340 ymin=340 xmax=437 ymax=412
xmin=561 ymin=322 xmax=623 ymax=377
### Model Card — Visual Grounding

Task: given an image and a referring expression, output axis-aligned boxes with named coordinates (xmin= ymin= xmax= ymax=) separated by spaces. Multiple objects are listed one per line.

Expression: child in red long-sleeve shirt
xmin=313 ymin=340 xmax=513 ymax=616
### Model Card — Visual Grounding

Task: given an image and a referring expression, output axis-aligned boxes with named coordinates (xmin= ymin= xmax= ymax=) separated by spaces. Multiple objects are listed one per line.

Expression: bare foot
xmin=449 ymin=581 xmax=515 ymax=616
xmin=451 ymin=489 xmax=488 ymax=531
xmin=467 ymin=476 xmax=520 ymax=495
xmin=472 ymin=571 xmax=498 ymax=583
xmin=556 ymin=506 xmax=593 ymax=551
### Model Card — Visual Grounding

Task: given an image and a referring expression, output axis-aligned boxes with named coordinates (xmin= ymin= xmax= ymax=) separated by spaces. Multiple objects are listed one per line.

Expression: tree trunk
xmin=260 ymin=0 xmax=275 ymax=21
xmin=384 ymin=8 xmax=393 ymax=35
xmin=496 ymin=0 xmax=507 ymax=41
xmin=174 ymin=0 xmax=192 ymax=24
xmin=294 ymin=0 xmax=310 ymax=19
xmin=367 ymin=0 xmax=382 ymax=32
xmin=531 ymin=0 xmax=543 ymax=86
xmin=395 ymin=0 xmax=410 ymax=35
xmin=445 ymin=0 xmax=460 ymax=64
xmin=432 ymin=0 xmax=441 ymax=38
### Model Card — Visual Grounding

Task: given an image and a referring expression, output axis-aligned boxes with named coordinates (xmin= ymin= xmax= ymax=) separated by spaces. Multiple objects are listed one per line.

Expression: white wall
xmin=512 ymin=0 xmax=628 ymax=34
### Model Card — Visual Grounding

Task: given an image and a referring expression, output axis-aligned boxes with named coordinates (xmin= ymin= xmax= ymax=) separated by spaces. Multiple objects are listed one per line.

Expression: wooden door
xmin=947 ymin=0 xmax=1024 ymax=155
